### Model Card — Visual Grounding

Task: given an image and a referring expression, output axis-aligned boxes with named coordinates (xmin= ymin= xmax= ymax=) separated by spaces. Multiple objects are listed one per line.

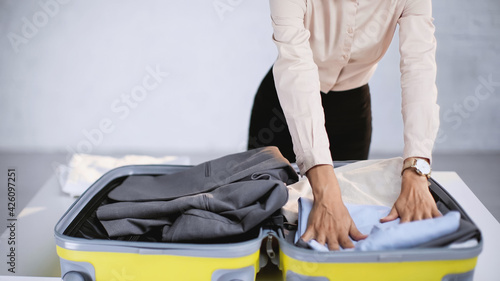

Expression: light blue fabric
xmin=295 ymin=197 xmax=460 ymax=251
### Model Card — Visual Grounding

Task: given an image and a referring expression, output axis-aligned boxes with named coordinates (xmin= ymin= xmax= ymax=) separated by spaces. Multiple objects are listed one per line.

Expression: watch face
xmin=415 ymin=159 xmax=431 ymax=175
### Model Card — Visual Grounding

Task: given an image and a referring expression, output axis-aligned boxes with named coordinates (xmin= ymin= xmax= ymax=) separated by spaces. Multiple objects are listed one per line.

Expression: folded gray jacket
xmin=96 ymin=147 xmax=298 ymax=242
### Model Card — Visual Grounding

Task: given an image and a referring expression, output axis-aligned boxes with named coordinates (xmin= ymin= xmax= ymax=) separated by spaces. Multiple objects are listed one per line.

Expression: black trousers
xmin=248 ymin=67 xmax=372 ymax=163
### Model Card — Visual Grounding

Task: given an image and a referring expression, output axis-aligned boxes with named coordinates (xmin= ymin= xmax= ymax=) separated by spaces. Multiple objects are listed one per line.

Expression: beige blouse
xmin=270 ymin=0 xmax=440 ymax=175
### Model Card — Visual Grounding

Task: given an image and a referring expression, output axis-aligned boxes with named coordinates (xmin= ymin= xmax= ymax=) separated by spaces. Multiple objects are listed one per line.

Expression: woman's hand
xmin=301 ymin=165 xmax=367 ymax=250
xmin=381 ymin=169 xmax=441 ymax=223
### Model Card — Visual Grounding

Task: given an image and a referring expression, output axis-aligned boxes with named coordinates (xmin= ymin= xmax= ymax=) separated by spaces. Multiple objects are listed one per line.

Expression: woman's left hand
xmin=380 ymin=169 xmax=441 ymax=223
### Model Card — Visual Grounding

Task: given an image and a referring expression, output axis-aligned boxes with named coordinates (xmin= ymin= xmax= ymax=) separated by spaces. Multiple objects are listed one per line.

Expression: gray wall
xmin=1 ymin=0 xmax=499 ymax=157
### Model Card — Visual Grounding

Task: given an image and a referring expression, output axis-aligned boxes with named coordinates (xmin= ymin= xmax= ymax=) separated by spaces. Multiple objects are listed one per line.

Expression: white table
xmin=0 ymin=174 xmax=74 ymax=280
xmin=0 ymin=172 xmax=499 ymax=281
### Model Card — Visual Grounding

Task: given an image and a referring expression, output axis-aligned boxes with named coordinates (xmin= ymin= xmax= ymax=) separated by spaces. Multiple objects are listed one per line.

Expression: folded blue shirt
xmin=295 ymin=197 xmax=460 ymax=251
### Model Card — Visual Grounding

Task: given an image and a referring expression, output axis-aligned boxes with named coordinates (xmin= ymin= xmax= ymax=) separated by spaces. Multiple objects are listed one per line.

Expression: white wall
xmin=369 ymin=0 xmax=500 ymax=154
xmin=1 ymin=0 xmax=499 ymax=157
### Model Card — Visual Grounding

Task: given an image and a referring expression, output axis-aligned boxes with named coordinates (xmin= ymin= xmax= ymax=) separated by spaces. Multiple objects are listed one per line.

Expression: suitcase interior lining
xmin=280 ymin=179 xmax=482 ymax=249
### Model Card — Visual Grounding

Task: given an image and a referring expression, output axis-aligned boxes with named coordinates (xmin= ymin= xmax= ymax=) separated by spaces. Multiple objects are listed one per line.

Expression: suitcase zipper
xmin=266 ymin=234 xmax=275 ymax=260
xmin=266 ymin=233 xmax=280 ymax=266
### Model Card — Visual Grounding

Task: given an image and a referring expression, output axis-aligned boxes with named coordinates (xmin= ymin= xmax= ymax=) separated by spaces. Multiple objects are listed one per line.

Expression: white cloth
xmin=283 ymin=157 xmax=403 ymax=223
xmin=57 ymin=154 xmax=190 ymax=197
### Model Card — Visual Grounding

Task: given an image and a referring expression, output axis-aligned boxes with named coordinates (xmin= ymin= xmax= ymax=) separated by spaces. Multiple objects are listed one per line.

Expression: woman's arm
xmin=270 ymin=0 xmax=365 ymax=249
xmin=382 ymin=0 xmax=441 ymax=222
xmin=398 ymin=0 xmax=440 ymax=161
xmin=270 ymin=0 xmax=332 ymax=175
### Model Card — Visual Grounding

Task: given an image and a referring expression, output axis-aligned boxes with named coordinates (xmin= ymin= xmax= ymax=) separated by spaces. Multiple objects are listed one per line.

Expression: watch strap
xmin=401 ymin=158 xmax=416 ymax=176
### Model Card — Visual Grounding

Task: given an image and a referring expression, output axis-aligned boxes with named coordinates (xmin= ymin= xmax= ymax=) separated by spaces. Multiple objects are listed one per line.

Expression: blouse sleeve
xmin=398 ymin=0 xmax=440 ymax=163
xmin=270 ymin=0 xmax=333 ymax=175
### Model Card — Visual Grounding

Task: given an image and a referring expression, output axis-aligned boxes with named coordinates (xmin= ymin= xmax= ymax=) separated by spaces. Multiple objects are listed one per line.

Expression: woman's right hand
xmin=301 ymin=165 xmax=367 ymax=250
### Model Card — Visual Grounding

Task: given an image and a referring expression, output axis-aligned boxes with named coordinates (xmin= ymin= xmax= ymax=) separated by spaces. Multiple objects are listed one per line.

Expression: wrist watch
xmin=401 ymin=157 xmax=432 ymax=179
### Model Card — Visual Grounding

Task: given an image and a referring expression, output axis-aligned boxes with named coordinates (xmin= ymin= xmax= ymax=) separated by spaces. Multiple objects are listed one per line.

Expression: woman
xmin=248 ymin=0 xmax=441 ymax=250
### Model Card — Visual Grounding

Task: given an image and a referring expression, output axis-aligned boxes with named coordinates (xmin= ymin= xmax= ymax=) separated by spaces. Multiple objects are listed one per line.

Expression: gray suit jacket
xmin=97 ymin=147 xmax=298 ymax=242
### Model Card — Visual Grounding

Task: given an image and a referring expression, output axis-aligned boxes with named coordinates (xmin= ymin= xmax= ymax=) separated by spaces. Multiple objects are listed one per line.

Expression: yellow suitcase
xmin=55 ymin=165 xmax=268 ymax=281
xmin=55 ymin=164 xmax=482 ymax=281
xmin=273 ymin=177 xmax=482 ymax=281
